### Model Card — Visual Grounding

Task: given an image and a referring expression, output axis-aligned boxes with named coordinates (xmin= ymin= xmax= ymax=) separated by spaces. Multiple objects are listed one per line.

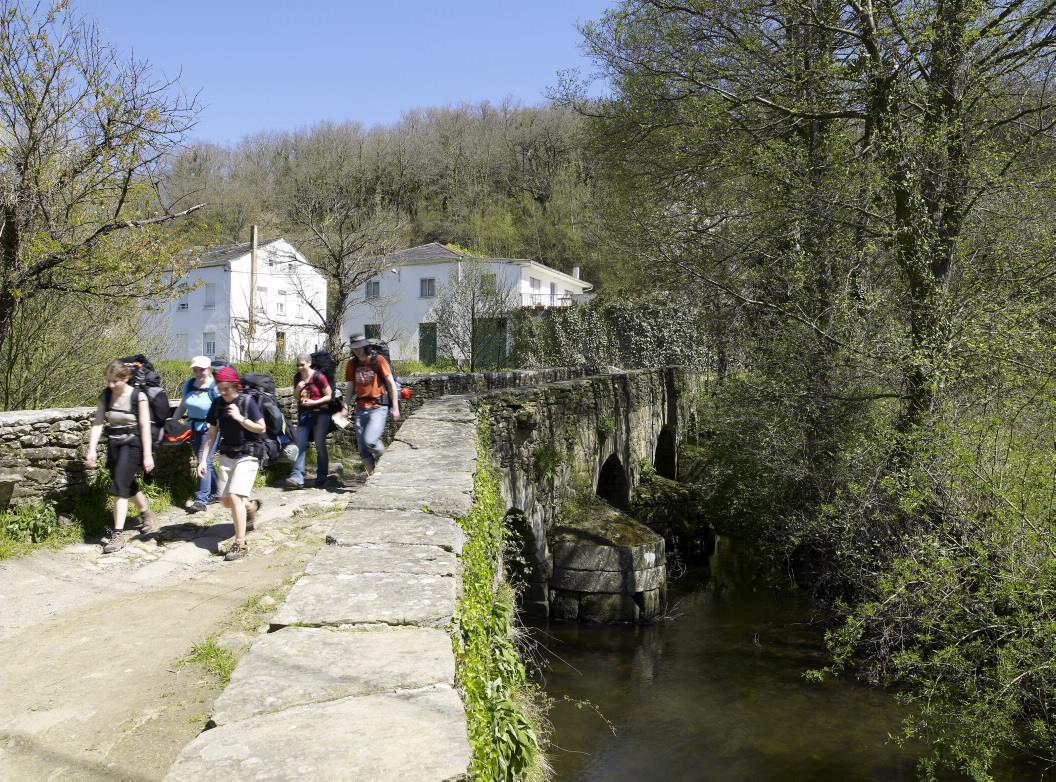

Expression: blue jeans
xmin=190 ymin=427 xmax=220 ymax=503
xmin=356 ymin=406 xmax=389 ymax=468
xmin=290 ymin=410 xmax=331 ymax=485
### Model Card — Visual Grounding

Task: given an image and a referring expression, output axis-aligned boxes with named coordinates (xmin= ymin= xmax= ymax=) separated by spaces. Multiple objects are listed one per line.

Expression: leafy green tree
xmin=0 ymin=1 xmax=202 ymax=359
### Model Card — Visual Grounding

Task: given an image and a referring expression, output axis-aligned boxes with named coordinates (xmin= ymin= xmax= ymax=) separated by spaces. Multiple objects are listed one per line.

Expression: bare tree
xmin=277 ymin=124 xmax=404 ymax=357
xmin=430 ymin=259 xmax=516 ymax=371
xmin=0 ymin=1 xmax=203 ymax=354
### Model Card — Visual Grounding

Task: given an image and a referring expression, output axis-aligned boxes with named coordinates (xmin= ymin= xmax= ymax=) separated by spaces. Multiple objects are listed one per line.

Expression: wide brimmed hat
xmin=349 ymin=333 xmax=371 ymax=349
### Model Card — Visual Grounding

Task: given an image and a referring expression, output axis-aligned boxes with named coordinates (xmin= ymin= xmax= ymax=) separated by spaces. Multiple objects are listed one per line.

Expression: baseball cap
xmin=190 ymin=355 xmax=211 ymax=369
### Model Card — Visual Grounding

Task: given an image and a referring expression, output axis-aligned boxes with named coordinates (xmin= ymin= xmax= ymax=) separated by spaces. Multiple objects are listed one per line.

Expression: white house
xmin=342 ymin=243 xmax=593 ymax=364
xmin=151 ymin=237 xmax=328 ymax=362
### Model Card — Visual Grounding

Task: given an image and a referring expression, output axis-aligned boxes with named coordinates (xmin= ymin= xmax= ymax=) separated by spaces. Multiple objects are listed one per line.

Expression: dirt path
xmin=0 ymin=485 xmax=351 ymax=781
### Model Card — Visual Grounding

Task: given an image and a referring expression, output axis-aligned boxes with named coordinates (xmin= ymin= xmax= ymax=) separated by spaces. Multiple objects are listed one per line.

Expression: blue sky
xmin=79 ymin=0 xmax=616 ymax=144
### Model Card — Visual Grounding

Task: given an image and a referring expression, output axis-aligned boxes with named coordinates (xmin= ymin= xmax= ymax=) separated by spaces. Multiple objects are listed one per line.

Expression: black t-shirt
xmin=206 ymin=394 xmax=263 ymax=455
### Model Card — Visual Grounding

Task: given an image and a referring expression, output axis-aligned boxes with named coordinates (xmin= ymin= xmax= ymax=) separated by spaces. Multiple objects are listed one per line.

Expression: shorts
xmin=216 ymin=454 xmax=259 ymax=498
xmin=106 ymin=436 xmax=142 ymax=498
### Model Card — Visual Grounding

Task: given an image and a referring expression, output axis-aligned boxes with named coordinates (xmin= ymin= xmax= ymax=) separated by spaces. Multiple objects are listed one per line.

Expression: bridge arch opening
xmin=596 ymin=453 xmax=630 ymax=510
xmin=654 ymin=425 xmax=677 ymax=480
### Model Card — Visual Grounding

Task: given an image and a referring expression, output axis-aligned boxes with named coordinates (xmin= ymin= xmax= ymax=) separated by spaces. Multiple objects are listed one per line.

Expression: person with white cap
xmin=172 ymin=356 xmax=221 ymax=512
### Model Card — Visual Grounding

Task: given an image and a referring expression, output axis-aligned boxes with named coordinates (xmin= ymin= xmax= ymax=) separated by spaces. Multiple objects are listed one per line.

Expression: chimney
xmin=572 ymin=266 xmax=581 ymax=280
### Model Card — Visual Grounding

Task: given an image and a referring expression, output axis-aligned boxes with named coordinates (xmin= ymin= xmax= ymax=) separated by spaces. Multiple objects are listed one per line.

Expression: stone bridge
xmin=0 ymin=365 xmax=702 ymax=781
xmin=479 ymin=367 xmax=704 ymax=622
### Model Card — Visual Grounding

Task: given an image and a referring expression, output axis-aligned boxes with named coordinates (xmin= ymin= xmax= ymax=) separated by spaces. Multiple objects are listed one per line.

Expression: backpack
xmin=113 ymin=354 xmax=170 ymax=442
xmin=239 ymin=372 xmax=295 ymax=466
xmin=210 ymin=358 xmax=235 ymax=374
xmin=353 ymin=341 xmax=410 ymax=407
xmin=308 ymin=350 xmax=345 ymax=415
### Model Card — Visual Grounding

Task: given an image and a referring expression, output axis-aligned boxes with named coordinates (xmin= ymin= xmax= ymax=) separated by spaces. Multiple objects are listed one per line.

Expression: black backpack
xmin=292 ymin=351 xmax=343 ymax=415
xmin=113 ymin=354 xmax=170 ymax=442
xmin=367 ymin=341 xmax=404 ymax=407
xmin=239 ymin=372 xmax=294 ymax=466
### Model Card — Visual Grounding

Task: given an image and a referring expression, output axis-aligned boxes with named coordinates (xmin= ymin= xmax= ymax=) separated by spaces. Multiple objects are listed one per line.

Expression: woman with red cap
xmin=197 ymin=366 xmax=266 ymax=561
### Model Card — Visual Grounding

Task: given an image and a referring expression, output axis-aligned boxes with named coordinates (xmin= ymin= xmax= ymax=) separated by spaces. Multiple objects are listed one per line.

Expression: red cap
xmin=214 ymin=366 xmax=241 ymax=386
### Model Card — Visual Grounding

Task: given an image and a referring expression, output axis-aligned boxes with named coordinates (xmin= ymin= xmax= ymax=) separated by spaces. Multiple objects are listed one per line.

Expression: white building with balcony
xmin=342 ymin=243 xmax=593 ymax=364
xmin=150 ymin=237 xmax=327 ymax=362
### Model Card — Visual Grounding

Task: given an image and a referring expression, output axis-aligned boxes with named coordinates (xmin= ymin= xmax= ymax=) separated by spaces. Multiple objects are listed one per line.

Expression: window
xmin=203 ymin=332 xmax=216 ymax=356
xmin=255 ymin=285 xmax=267 ymax=314
xmin=177 ymin=300 xmax=189 ymax=311
xmin=203 ymin=284 xmax=216 ymax=309
xmin=550 ymin=282 xmax=557 ymax=296
xmin=364 ymin=324 xmax=382 ymax=340
xmin=365 ymin=280 xmax=381 ymax=299
xmin=276 ymin=300 xmax=286 ymax=315
xmin=275 ymin=331 xmax=286 ymax=359
xmin=175 ymin=332 xmax=188 ymax=355
xmin=529 ymin=277 xmax=541 ymax=291
xmin=420 ymin=277 xmax=436 ymax=298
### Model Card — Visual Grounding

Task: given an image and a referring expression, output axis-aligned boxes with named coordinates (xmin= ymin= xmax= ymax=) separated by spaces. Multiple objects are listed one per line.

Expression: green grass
xmin=180 ymin=637 xmax=237 ymax=685
xmin=454 ymin=417 xmax=550 ymax=781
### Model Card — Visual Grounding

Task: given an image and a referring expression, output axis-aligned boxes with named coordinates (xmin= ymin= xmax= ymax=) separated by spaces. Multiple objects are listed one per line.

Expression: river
xmin=532 ymin=538 xmax=927 ymax=781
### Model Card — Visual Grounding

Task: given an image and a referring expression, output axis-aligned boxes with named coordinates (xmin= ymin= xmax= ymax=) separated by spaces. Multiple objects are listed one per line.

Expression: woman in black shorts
xmin=85 ymin=360 xmax=158 ymax=553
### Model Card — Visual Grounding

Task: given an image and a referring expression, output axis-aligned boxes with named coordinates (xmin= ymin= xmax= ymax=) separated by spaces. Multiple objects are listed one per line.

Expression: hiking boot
xmin=313 ymin=477 xmax=328 ymax=489
xmin=102 ymin=528 xmax=133 ymax=554
xmin=224 ymin=541 xmax=248 ymax=561
xmin=139 ymin=510 xmax=159 ymax=533
xmin=207 ymin=495 xmax=221 ymax=504
xmin=187 ymin=501 xmax=207 ymax=514
xmin=245 ymin=499 xmax=261 ymax=531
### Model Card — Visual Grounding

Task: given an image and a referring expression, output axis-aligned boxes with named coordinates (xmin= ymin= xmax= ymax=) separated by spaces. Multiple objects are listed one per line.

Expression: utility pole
xmin=248 ymin=225 xmax=258 ymax=359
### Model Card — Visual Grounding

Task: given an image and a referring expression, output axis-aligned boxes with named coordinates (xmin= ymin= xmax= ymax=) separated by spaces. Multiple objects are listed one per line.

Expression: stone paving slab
xmin=272 ymin=572 xmax=457 ymax=628
xmin=392 ymin=416 xmax=476 ymax=443
xmin=405 ymin=397 xmax=476 ymax=423
xmin=211 ymin=626 xmax=455 ymax=725
xmin=379 ymin=451 xmax=478 ymax=478
xmin=351 ymin=484 xmax=474 ymax=519
xmin=166 ymin=687 xmax=470 ymax=782
xmin=369 ymin=466 xmax=474 ymax=493
xmin=307 ymin=542 xmax=458 ymax=577
xmin=324 ymin=508 xmax=465 ymax=554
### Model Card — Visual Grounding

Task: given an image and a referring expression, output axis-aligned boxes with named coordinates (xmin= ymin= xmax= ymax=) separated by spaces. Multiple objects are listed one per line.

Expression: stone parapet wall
xmin=0 ymin=368 xmax=599 ymax=512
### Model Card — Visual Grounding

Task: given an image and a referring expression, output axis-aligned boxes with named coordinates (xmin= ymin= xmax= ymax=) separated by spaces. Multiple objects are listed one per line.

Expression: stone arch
xmin=596 ymin=453 xmax=630 ymax=511
xmin=654 ymin=425 xmax=677 ymax=480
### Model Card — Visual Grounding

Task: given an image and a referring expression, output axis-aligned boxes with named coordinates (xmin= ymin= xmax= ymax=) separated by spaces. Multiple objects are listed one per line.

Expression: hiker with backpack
xmin=197 ymin=366 xmax=266 ymax=561
xmin=346 ymin=334 xmax=401 ymax=475
xmin=171 ymin=356 xmax=221 ymax=513
xmin=285 ymin=353 xmax=333 ymax=489
xmin=85 ymin=360 xmax=159 ymax=553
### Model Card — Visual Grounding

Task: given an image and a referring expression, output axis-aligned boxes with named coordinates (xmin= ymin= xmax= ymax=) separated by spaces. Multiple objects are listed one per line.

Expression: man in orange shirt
xmin=346 ymin=334 xmax=401 ymax=475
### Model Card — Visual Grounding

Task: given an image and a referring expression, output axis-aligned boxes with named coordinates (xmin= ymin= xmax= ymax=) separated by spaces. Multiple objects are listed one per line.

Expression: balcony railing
xmin=520 ymin=293 xmax=573 ymax=308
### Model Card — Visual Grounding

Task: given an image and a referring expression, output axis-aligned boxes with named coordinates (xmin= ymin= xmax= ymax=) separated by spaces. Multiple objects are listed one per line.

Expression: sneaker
xmin=102 ymin=528 xmax=133 ymax=554
xmin=224 ymin=541 xmax=248 ymax=561
xmin=187 ymin=501 xmax=207 ymax=514
xmin=285 ymin=477 xmax=303 ymax=489
xmin=245 ymin=499 xmax=261 ymax=531
xmin=207 ymin=495 xmax=221 ymax=504
xmin=139 ymin=510 xmax=159 ymax=534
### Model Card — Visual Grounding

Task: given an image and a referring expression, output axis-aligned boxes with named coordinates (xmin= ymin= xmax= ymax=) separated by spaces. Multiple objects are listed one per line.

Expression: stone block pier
xmin=165 ymin=397 xmax=477 ymax=781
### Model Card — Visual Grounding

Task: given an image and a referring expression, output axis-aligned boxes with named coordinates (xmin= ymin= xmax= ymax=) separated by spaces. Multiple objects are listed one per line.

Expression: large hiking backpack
xmin=239 ymin=372 xmax=296 ymax=466
xmin=308 ymin=350 xmax=344 ymax=415
xmin=359 ymin=340 xmax=411 ymax=407
xmin=114 ymin=354 xmax=170 ymax=442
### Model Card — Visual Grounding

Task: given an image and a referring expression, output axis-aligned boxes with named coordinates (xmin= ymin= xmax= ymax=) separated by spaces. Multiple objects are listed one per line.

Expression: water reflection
xmin=531 ymin=550 xmax=926 ymax=781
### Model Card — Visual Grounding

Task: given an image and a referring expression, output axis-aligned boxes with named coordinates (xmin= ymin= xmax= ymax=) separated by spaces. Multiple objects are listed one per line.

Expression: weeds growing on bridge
xmin=455 ymin=417 xmax=550 ymax=781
